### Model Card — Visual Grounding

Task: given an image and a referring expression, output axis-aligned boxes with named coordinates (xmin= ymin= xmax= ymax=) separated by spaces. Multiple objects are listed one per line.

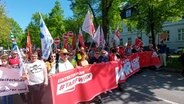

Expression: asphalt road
xmin=100 ymin=69 xmax=184 ymax=104
xmin=1 ymin=69 xmax=184 ymax=104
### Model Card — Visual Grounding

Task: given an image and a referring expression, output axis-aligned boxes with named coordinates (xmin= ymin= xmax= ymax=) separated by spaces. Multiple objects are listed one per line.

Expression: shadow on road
xmin=100 ymin=68 xmax=184 ymax=104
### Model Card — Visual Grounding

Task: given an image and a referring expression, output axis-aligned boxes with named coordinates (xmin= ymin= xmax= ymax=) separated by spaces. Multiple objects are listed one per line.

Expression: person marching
xmin=0 ymin=54 xmax=13 ymax=104
xmin=21 ymin=51 xmax=48 ymax=104
xmin=49 ymin=48 xmax=74 ymax=75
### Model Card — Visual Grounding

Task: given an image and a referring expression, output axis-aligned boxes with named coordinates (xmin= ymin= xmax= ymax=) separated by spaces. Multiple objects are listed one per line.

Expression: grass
xmin=167 ymin=54 xmax=183 ymax=72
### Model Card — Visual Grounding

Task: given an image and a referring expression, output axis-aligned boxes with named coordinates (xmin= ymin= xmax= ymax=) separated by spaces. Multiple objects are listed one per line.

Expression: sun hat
xmin=60 ymin=48 xmax=69 ymax=54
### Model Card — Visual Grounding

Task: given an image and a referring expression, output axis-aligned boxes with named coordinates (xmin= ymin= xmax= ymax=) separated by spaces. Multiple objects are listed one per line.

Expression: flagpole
xmin=87 ymin=39 xmax=94 ymax=55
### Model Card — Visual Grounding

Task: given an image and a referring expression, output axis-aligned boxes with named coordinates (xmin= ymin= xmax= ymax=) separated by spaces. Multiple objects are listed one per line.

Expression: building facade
xmin=120 ymin=20 xmax=184 ymax=50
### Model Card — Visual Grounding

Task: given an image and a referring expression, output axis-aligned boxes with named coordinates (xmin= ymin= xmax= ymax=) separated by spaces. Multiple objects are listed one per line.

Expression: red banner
xmin=50 ymin=62 xmax=118 ymax=104
xmin=116 ymin=53 xmax=140 ymax=83
xmin=139 ymin=51 xmax=160 ymax=67
xmin=49 ymin=51 xmax=160 ymax=104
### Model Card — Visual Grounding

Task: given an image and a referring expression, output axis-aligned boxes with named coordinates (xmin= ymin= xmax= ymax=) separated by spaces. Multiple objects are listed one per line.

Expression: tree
xmin=69 ymin=0 xmax=123 ymax=41
xmin=47 ymin=0 xmax=65 ymax=38
xmin=0 ymin=3 xmax=11 ymax=48
xmin=9 ymin=18 xmax=24 ymax=47
xmin=25 ymin=1 xmax=66 ymax=48
xmin=0 ymin=2 xmax=23 ymax=48
xmin=25 ymin=12 xmax=48 ymax=48
xmin=64 ymin=17 xmax=79 ymax=33
xmin=121 ymin=0 xmax=184 ymax=48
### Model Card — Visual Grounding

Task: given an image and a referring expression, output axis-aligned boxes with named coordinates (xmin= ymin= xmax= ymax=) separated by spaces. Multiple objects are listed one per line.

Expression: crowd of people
xmin=0 ymin=39 xmax=183 ymax=104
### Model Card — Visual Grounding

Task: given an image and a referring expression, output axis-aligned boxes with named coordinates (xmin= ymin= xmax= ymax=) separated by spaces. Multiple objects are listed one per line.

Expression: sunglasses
xmin=63 ymin=53 xmax=68 ymax=56
xmin=51 ymin=56 xmax=56 ymax=58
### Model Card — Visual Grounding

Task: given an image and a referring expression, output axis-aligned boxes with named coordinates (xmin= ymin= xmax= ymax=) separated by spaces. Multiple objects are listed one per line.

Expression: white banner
xmin=0 ymin=67 xmax=28 ymax=96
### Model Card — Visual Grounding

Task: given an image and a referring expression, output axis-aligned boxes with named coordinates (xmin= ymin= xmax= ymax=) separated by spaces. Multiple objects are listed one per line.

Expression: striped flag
xmin=40 ymin=14 xmax=53 ymax=60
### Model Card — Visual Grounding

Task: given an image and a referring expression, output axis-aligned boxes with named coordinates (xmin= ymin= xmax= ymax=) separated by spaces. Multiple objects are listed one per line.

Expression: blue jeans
xmin=1 ymin=95 xmax=13 ymax=104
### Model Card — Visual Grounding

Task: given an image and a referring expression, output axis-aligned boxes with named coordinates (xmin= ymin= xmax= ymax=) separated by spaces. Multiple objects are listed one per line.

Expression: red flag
xmin=135 ymin=37 xmax=143 ymax=48
xmin=67 ymin=31 xmax=76 ymax=50
xmin=62 ymin=33 xmax=68 ymax=49
xmin=78 ymin=28 xmax=86 ymax=49
xmin=82 ymin=11 xmax=95 ymax=37
xmin=26 ymin=31 xmax=32 ymax=58
xmin=115 ymin=28 xmax=120 ymax=39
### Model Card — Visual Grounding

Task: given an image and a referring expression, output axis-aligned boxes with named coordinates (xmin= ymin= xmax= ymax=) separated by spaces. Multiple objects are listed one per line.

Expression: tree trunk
xmin=102 ymin=0 xmax=113 ymax=42
xmin=151 ymin=23 xmax=156 ymax=49
xmin=87 ymin=3 xmax=98 ymax=27
xmin=150 ymin=5 xmax=156 ymax=49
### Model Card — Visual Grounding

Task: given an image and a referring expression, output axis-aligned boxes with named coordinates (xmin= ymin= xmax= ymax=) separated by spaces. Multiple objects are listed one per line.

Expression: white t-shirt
xmin=49 ymin=60 xmax=74 ymax=75
xmin=25 ymin=60 xmax=46 ymax=85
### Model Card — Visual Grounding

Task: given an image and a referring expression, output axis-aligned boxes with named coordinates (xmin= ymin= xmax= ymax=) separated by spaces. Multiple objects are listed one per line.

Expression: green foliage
xmin=8 ymin=18 xmax=24 ymax=47
xmin=167 ymin=55 xmax=183 ymax=72
xmin=123 ymin=0 xmax=184 ymax=34
xmin=0 ymin=3 xmax=11 ymax=48
xmin=25 ymin=12 xmax=48 ymax=48
xmin=47 ymin=0 xmax=65 ymax=38
xmin=25 ymin=1 xmax=65 ymax=48
xmin=0 ymin=2 xmax=23 ymax=49
xmin=64 ymin=17 xmax=78 ymax=33
xmin=119 ymin=0 xmax=184 ymax=48
xmin=69 ymin=0 xmax=124 ymax=40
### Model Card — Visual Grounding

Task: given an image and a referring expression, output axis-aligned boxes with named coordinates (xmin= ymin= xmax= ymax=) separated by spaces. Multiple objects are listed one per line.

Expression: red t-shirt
xmin=109 ymin=53 xmax=117 ymax=61
xmin=8 ymin=57 xmax=20 ymax=66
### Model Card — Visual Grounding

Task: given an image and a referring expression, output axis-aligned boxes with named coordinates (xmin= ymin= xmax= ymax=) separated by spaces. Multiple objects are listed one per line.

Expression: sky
xmin=4 ymin=0 xmax=73 ymax=30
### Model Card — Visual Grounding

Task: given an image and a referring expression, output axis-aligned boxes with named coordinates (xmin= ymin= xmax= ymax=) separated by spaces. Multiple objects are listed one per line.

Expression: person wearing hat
xmin=49 ymin=48 xmax=74 ymax=75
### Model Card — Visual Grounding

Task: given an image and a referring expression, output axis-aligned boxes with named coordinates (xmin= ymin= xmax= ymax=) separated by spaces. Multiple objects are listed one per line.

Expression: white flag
xmin=100 ymin=27 xmax=105 ymax=48
xmin=82 ymin=11 xmax=95 ymax=37
xmin=114 ymin=27 xmax=120 ymax=46
xmin=93 ymin=25 xmax=101 ymax=47
xmin=40 ymin=14 xmax=53 ymax=60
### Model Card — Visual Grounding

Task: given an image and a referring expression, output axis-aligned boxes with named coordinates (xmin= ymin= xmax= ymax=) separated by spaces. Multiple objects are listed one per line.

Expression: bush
xmin=167 ymin=55 xmax=183 ymax=72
